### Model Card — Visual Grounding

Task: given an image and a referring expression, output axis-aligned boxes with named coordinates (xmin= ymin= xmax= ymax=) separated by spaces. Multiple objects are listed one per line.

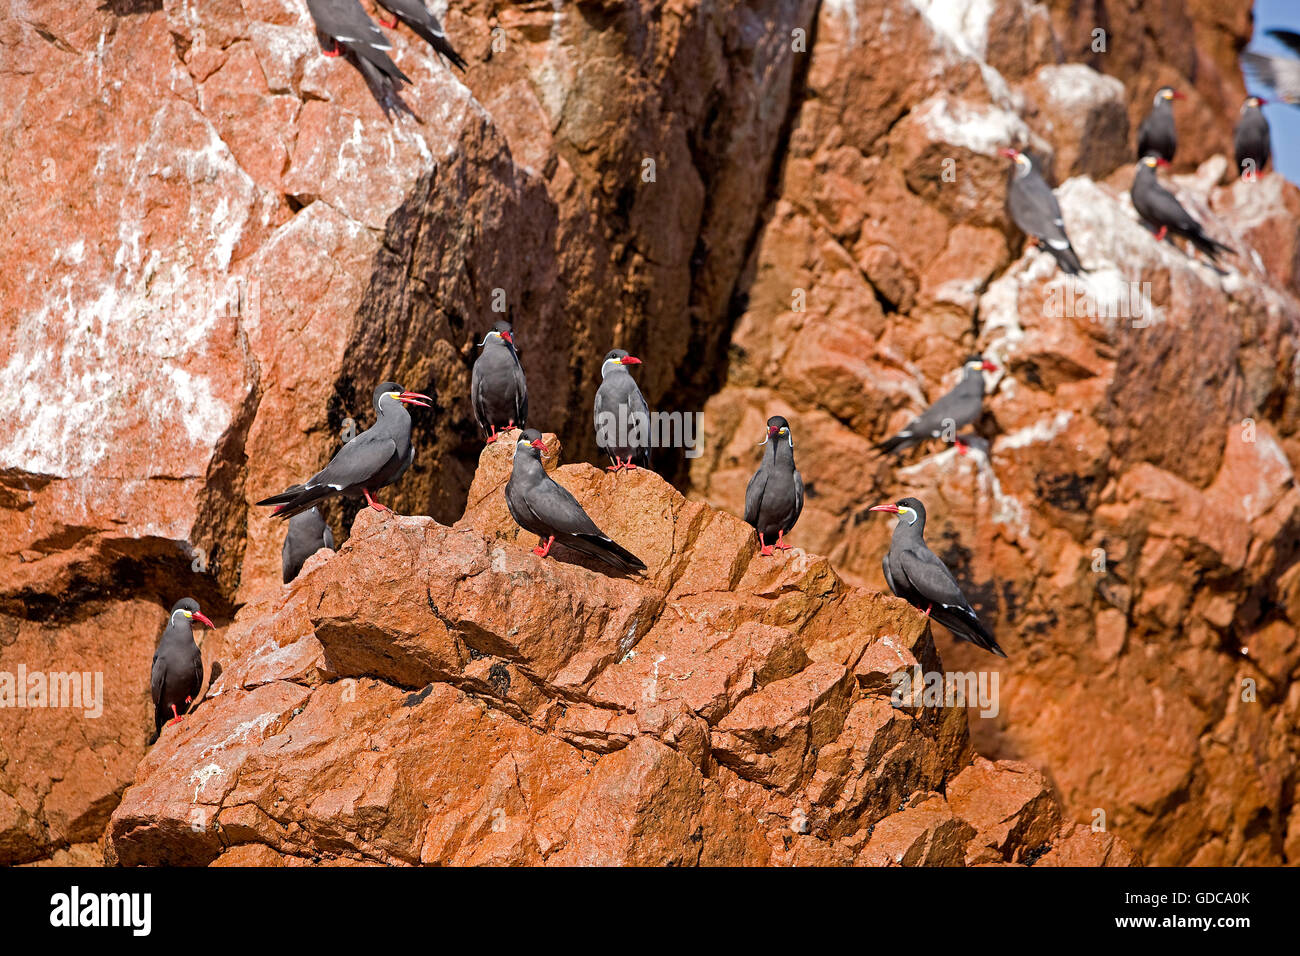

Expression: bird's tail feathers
xmin=570 ymin=533 xmax=647 ymax=572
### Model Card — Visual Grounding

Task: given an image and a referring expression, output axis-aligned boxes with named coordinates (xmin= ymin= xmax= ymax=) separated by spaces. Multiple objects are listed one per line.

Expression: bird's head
xmin=1140 ymin=155 xmax=1169 ymax=170
xmin=869 ymin=496 xmax=926 ymax=527
xmin=374 ymin=382 xmax=432 ymax=410
xmin=759 ymin=415 xmax=793 ymax=447
xmin=998 ymin=147 xmax=1031 ymax=171
xmin=482 ymin=320 xmax=515 ymax=348
xmin=1244 ymin=95 xmax=1267 ymax=109
xmin=170 ymin=597 xmax=214 ymax=629
xmin=602 ymin=349 xmax=642 ymax=373
xmin=965 ymin=355 xmax=998 ymax=373
xmin=1155 ymin=86 xmax=1183 ymax=104
xmin=514 ymin=428 xmax=549 ymax=458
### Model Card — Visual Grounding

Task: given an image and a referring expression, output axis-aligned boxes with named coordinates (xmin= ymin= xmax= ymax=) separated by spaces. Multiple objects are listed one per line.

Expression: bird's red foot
xmin=363 ymin=489 xmax=390 ymax=513
xmin=1154 ymin=226 xmax=1168 ymax=242
xmin=607 ymin=457 xmax=626 ymax=472
xmin=757 ymin=533 xmax=774 ymax=556
xmin=378 ymin=16 xmax=398 ymax=28
xmin=955 ymin=440 xmax=969 ymax=456
xmin=532 ymin=535 xmax=555 ymax=558
xmin=323 ymin=42 xmax=341 ymax=58
xmin=626 ymin=462 xmax=638 ymax=470
xmin=924 ymin=605 xmax=932 ymax=617
xmin=775 ymin=530 xmax=792 ymax=551
xmin=167 ymin=703 xmax=183 ymax=726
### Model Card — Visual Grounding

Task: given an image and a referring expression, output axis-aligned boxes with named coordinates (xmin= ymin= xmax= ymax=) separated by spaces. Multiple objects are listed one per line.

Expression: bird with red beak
xmin=875 ymin=357 xmax=998 ymax=457
xmin=869 ymin=497 xmax=1005 ymax=657
xmin=257 ymin=381 xmax=432 ymax=519
xmin=744 ymin=416 xmax=804 ymax=556
xmin=594 ymin=348 xmax=650 ymax=471
xmin=1131 ymin=156 xmax=1234 ymax=260
xmin=150 ymin=598 xmax=215 ymax=742
xmin=473 ymin=319 xmax=528 ymax=444
xmin=1137 ymin=86 xmax=1182 ymax=163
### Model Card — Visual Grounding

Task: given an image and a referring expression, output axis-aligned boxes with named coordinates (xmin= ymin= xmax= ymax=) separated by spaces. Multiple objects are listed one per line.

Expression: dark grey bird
xmin=744 ymin=416 xmax=804 ymax=556
xmin=999 ymin=148 xmax=1085 ymax=275
xmin=150 ymin=598 xmax=214 ymax=742
xmin=1243 ymin=30 xmax=1300 ymax=106
xmin=1234 ymin=96 xmax=1271 ymax=179
xmin=875 ymin=357 xmax=997 ymax=456
xmin=282 ymin=507 xmax=336 ymax=583
xmin=869 ymin=498 xmax=1005 ymax=657
xmin=1136 ymin=86 xmax=1182 ymax=162
xmin=471 ymin=320 xmax=527 ymax=443
xmin=257 ymin=382 xmax=431 ymax=519
xmin=1130 ymin=156 xmax=1234 ymax=261
xmin=505 ymin=429 xmax=646 ymax=572
xmin=305 ymin=0 xmax=415 ymax=120
xmin=594 ymin=349 xmax=650 ymax=471
xmin=375 ymin=0 xmax=467 ymax=70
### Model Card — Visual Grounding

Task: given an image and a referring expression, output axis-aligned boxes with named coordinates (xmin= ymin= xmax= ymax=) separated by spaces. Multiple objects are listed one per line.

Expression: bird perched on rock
xmin=472 ymin=320 xmax=527 ymax=443
xmin=305 ymin=0 xmax=415 ymax=120
xmin=258 ymin=382 xmax=431 ymax=519
xmin=282 ymin=507 xmax=336 ymax=583
xmin=1234 ymin=96 xmax=1271 ymax=179
xmin=1130 ymin=156 xmax=1234 ymax=261
xmin=744 ymin=416 xmax=803 ymax=556
xmin=999 ymin=148 xmax=1085 ymax=276
xmin=506 ymin=429 xmax=646 ymax=572
xmin=151 ymin=598 xmax=214 ymax=742
xmin=594 ymin=349 xmax=650 ymax=471
xmin=1243 ymin=30 xmax=1300 ymax=106
xmin=374 ymin=0 xmax=466 ymax=70
xmin=1137 ymin=86 xmax=1182 ymax=163
xmin=869 ymin=498 xmax=1005 ymax=657
xmin=875 ymin=357 xmax=997 ymax=456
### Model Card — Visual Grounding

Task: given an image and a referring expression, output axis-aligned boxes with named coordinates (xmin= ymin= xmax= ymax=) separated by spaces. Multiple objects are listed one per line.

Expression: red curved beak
xmin=1171 ymin=90 xmax=1186 ymax=100
xmin=981 ymin=360 xmax=998 ymax=372
xmin=869 ymin=504 xmax=900 ymax=514
xmin=531 ymin=439 xmax=547 ymax=450
xmin=501 ymin=331 xmax=514 ymax=345
xmin=193 ymin=612 xmax=215 ymax=628
xmin=1155 ymin=158 xmax=1171 ymax=168
xmin=621 ymin=356 xmax=642 ymax=365
xmin=1257 ymin=97 xmax=1268 ymax=106
xmin=398 ymin=391 xmax=432 ymax=408
xmin=998 ymin=147 xmax=1018 ymax=159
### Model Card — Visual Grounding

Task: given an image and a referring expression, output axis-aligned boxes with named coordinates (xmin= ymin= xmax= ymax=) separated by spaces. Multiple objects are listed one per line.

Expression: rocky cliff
xmin=0 ymin=0 xmax=1293 ymax=865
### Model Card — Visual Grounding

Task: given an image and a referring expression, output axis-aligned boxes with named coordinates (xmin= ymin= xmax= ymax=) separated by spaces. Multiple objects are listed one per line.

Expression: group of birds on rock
xmin=149 ymin=12 xmax=1300 ymax=737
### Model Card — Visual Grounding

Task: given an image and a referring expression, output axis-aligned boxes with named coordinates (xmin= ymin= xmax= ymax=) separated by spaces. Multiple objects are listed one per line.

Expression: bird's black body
xmin=305 ymin=0 xmax=415 ymax=120
xmin=1130 ymin=158 xmax=1234 ymax=261
xmin=472 ymin=321 xmax=528 ymax=441
xmin=876 ymin=358 xmax=992 ymax=455
xmin=506 ymin=429 xmax=646 ymax=573
xmin=150 ymin=598 xmax=210 ymax=741
xmin=376 ymin=0 xmax=467 ymax=70
xmin=594 ymin=349 xmax=650 ymax=469
xmin=282 ymin=507 xmax=336 ymax=583
xmin=257 ymin=382 xmax=429 ymax=519
xmin=873 ymin=498 xmax=1005 ymax=657
xmin=1137 ymin=89 xmax=1178 ymax=162
xmin=1003 ymin=150 xmax=1084 ymax=275
xmin=1234 ymin=98 xmax=1271 ymax=177
xmin=743 ymin=416 xmax=803 ymax=553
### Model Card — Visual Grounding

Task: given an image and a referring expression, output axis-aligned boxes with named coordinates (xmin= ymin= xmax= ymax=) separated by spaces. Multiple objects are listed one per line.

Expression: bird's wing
xmin=1268 ymin=29 xmax=1300 ymax=57
xmin=792 ymin=468 xmax=804 ymax=521
xmin=312 ymin=433 xmax=398 ymax=491
xmin=191 ymin=649 xmax=205 ymax=700
xmin=881 ymin=551 xmax=898 ymax=597
xmin=512 ymin=354 xmax=528 ymax=427
xmin=150 ymin=651 xmax=166 ymax=708
xmin=743 ymin=463 xmax=767 ymax=526
xmin=1243 ymin=53 xmax=1300 ymax=104
xmin=471 ymin=357 xmax=488 ymax=430
xmin=527 ymin=476 xmax=605 ymax=537
xmin=307 ymin=0 xmax=388 ymax=49
xmin=1013 ymin=174 xmax=1073 ymax=250
xmin=1136 ymin=179 xmax=1199 ymax=232
xmin=894 ymin=545 xmax=977 ymax=614
xmin=912 ymin=379 xmax=982 ymax=436
xmin=323 ymin=525 xmax=335 ymax=550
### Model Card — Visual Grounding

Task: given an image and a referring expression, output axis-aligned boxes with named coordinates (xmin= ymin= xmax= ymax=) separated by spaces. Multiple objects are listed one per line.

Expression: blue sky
xmin=1249 ymin=0 xmax=1300 ymax=184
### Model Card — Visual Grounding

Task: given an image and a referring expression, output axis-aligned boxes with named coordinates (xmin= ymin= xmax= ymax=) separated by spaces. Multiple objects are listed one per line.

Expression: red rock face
xmin=105 ymin=449 xmax=1129 ymax=866
xmin=0 ymin=0 xmax=1290 ymax=865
